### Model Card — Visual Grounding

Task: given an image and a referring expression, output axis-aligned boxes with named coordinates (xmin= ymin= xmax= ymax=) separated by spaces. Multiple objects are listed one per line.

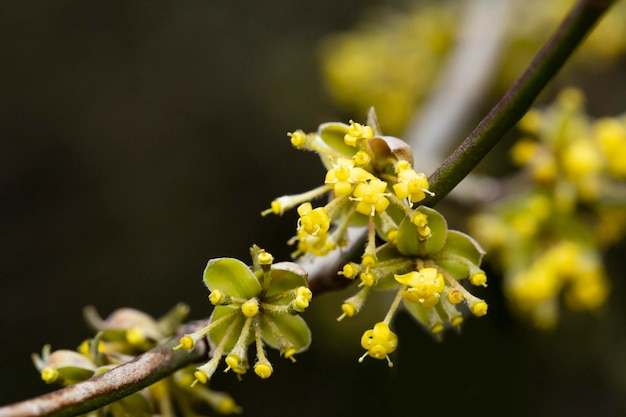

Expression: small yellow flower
xmin=566 ymin=271 xmax=610 ymax=311
xmin=353 ymin=150 xmax=371 ymax=166
xmin=340 ymin=263 xmax=359 ymax=279
xmin=254 ymin=361 xmax=273 ymax=379
xmin=393 ymin=167 xmax=430 ymax=204
xmin=288 ymin=130 xmax=307 ymax=148
xmin=411 ymin=211 xmax=431 ymax=240
xmin=258 ymin=250 xmax=274 ymax=266
xmin=510 ymin=137 xmax=538 ymax=166
xmin=594 ymin=117 xmax=626 ymax=177
xmin=125 ymin=327 xmax=146 ymax=346
xmin=225 ymin=353 xmax=248 ymax=375
xmin=395 ymin=268 xmax=445 ymax=306
xmin=447 ymin=289 xmax=464 ymax=304
xmin=41 ymin=367 xmax=59 ymax=384
xmin=470 ymin=301 xmax=488 ymax=317
xmin=340 ymin=303 xmax=357 ymax=318
xmin=209 ymin=289 xmax=225 ymax=305
xmin=562 ymin=139 xmax=603 ymax=180
xmin=352 ymin=179 xmax=390 ymax=216
xmin=344 ymin=120 xmax=374 ymax=147
xmin=470 ymin=271 xmax=488 ymax=287
xmin=359 ymin=322 xmax=398 ymax=367
xmin=325 ymin=158 xmax=374 ymax=195
xmin=297 ymin=203 xmax=331 ymax=237
xmin=295 ymin=229 xmax=336 ymax=257
xmin=176 ymin=335 xmax=196 ymax=351
xmin=294 ymin=287 xmax=313 ymax=311
xmin=359 ymin=271 xmax=377 ymax=287
xmin=241 ymin=299 xmax=260 ymax=318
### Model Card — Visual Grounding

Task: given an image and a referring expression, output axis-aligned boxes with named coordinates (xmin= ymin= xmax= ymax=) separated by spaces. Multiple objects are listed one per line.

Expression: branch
xmin=0 ymin=322 xmax=208 ymax=417
xmin=421 ymin=0 xmax=616 ymax=207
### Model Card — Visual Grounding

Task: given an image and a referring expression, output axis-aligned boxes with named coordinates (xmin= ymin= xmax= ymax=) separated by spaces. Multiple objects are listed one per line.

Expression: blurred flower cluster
xmin=319 ymin=0 xmax=626 ymax=134
xmin=33 ymin=304 xmax=242 ymax=416
xmin=264 ymin=115 xmax=489 ymax=364
xmin=176 ymin=245 xmax=312 ymax=385
xmin=319 ymin=3 xmax=456 ymax=133
xmin=470 ymin=88 xmax=626 ymax=328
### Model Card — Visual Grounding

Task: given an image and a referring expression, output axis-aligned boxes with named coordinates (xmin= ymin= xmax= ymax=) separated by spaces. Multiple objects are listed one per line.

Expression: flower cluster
xmin=263 ymin=118 xmax=429 ymax=258
xmin=319 ymin=5 xmax=456 ymax=133
xmin=470 ymin=88 xmax=625 ymax=328
xmin=264 ymin=117 xmax=489 ymax=365
xmin=511 ymin=88 xmax=626 ymax=210
xmin=175 ymin=245 xmax=312 ymax=384
xmin=32 ymin=304 xmax=242 ymax=416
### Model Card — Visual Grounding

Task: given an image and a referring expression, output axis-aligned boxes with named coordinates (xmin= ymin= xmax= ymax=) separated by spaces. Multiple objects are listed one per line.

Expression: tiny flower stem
xmin=324 ymin=194 xmax=350 ymax=217
xmin=365 ymin=217 xmax=377 ymax=255
xmin=259 ymin=303 xmax=292 ymax=314
xmin=210 ymin=315 xmax=241 ymax=357
xmin=383 ymin=287 xmax=406 ymax=325
xmin=261 ymin=313 xmax=293 ymax=355
xmin=225 ymin=317 xmax=254 ymax=372
xmin=422 ymin=0 xmax=617 ymax=207
xmin=197 ymin=309 xmax=239 ymax=338
xmin=330 ymin=205 xmax=358 ymax=245
xmin=439 ymin=268 xmax=483 ymax=306
xmin=262 ymin=185 xmax=331 ymax=216
xmin=193 ymin=317 xmax=241 ymax=386
xmin=337 ymin=286 xmax=372 ymax=321
xmin=388 ymin=193 xmax=415 ymax=217
xmin=262 ymin=270 xmax=272 ymax=293
xmin=254 ymin=321 xmax=269 ymax=364
xmin=370 ymin=257 xmax=415 ymax=277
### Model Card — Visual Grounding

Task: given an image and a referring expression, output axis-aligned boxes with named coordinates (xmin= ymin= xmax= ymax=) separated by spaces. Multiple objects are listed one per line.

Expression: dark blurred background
xmin=1 ymin=1 xmax=626 ymax=416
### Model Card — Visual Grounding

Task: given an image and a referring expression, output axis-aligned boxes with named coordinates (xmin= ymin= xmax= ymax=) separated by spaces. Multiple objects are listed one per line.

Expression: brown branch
xmin=0 ymin=322 xmax=208 ymax=417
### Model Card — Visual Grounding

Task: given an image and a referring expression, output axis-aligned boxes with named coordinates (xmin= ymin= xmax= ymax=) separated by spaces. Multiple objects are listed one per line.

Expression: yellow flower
xmin=594 ymin=117 xmax=626 ymax=178
xmin=352 ymin=179 xmax=390 ymax=216
xmin=325 ymin=157 xmax=374 ymax=195
xmin=395 ymin=268 xmax=445 ymax=307
xmin=392 ymin=166 xmax=431 ymax=205
xmin=297 ymin=203 xmax=331 ymax=236
xmin=359 ymin=322 xmax=398 ymax=367
xmin=344 ymin=120 xmax=374 ymax=147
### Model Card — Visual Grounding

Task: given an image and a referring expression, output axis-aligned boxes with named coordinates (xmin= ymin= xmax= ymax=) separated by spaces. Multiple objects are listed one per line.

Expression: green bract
xmin=260 ymin=312 xmax=311 ymax=354
xmin=433 ymin=230 xmax=486 ymax=279
xmin=203 ymin=258 xmax=262 ymax=300
xmin=396 ymin=206 xmax=448 ymax=257
xmin=318 ymin=122 xmax=358 ymax=167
